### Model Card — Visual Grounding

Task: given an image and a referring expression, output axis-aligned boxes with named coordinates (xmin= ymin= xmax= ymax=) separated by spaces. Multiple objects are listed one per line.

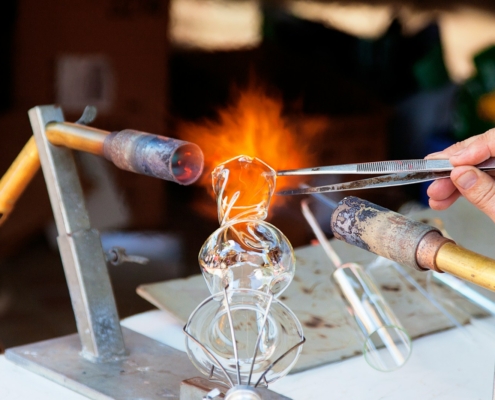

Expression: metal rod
xmin=46 ymin=122 xmax=108 ymax=155
xmin=223 ymin=287 xmax=242 ymax=385
xmin=183 ymin=327 xmax=235 ymax=388
xmin=183 ymin=292 xmax=237 ymax=388
xmin=254 ymin=337 xmax=306 ymax=388
xmin=247 ymin=293 xmax=274 ymax=386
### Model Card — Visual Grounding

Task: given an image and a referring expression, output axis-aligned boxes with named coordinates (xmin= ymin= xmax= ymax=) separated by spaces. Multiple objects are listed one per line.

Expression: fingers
xmin=427 ymin=179 xmax=461 ymax=210
xmin=424 ymin=129 xmax=495 ymax=216
xmin=424 ymin=134 xmax=480 ymax=159
xmin=425 ymin=143 xmax=469 ymax=160
xmin=428 ymin=191 xmax=461 ymax=211
xmin=425 ymin=128 xmax=495 ymax=164
xmin=450 ymin=129 xmax=495 ymax=166
xmin=450 ymin=166 xmax=495 ymax=223
xmin=427 ymin=178 xmax=457 ymax=201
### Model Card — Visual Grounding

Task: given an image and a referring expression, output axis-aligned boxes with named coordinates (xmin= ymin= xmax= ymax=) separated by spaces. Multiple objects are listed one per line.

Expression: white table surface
xmin=1 ymin=309 xmax=494 ymax=400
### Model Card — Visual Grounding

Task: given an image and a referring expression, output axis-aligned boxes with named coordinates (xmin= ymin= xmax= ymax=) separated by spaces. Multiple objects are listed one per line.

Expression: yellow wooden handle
xmin=437 ymin=242 xmax=495 ymax=291
xmin=0 ymin=136 xmax=40 ymax=226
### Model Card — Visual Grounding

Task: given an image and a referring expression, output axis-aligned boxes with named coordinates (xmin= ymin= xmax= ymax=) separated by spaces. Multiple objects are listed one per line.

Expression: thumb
xmin=451 ymin=166 xmax=495 ymax=222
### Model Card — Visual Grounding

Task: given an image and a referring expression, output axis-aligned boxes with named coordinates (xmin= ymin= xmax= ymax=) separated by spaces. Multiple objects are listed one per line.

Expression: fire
xmin=177 ymin=84 xmax=321 ymax=217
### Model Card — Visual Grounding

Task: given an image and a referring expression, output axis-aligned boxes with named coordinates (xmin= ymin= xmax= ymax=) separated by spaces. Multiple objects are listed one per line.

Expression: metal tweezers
xmin=276 ymin=158 xmax=495 ymax=195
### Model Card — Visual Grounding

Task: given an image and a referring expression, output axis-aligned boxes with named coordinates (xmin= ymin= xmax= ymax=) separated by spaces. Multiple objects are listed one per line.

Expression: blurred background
xmin=2 ymin=0 xmax=495 ymax=351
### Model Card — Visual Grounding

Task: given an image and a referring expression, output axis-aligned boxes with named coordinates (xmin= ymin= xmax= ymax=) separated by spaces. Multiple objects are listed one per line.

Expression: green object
xmin=413 ymin=44 xmax=450 ymax=91
xmin=473 ymin=46 xmax=495 ymax=92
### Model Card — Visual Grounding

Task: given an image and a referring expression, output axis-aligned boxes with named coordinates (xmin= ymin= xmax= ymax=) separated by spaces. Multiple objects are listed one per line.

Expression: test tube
xmin=301 ymin=199 xmax=412 ymax=371
xmin=333 ymin=263 xmax=412 ymax=371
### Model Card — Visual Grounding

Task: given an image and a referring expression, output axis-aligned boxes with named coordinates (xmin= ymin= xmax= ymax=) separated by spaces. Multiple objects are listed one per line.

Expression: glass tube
xmin=423 ymin=217 xmax=495 ymax=317
xmin=333 ymin=263 xmax=412 ymax=372
xmin=429 ymin=271 xmax=495 ymax=315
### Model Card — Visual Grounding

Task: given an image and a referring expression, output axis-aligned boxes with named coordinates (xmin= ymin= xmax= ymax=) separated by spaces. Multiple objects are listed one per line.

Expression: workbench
xmin=1 ymin=308 xmax=493 ymax=400
xmin=2 ymin=197 xmax=495 ymax=399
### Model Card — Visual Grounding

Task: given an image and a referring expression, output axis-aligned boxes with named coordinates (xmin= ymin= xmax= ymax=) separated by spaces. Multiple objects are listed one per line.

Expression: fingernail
xmin=425 ymin=152 xmax=442 ymax=159
xmin=456 ymin=170 xmax=477 ymax=189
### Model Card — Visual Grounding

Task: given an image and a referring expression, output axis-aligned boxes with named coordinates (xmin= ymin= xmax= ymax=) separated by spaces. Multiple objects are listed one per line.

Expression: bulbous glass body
xmin=199 ymin=219 xmax=295 ymax=296
xmin=185 ymin=289 xmax=304 ymax=386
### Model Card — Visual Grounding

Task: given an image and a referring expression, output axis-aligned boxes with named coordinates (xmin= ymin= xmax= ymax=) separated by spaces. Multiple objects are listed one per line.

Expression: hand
xmin=425 ymin=129 xmax=495 ymax=222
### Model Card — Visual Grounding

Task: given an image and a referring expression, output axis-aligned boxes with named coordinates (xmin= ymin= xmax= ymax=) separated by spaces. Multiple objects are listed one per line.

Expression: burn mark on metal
xmin=103 ymin=129 xmax=202 ymax=184
xmin=330 ymin=196 xmax=379 ymax=251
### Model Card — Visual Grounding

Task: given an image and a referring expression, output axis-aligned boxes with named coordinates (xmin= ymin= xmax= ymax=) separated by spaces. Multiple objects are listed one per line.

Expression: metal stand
xmin=28 ymin=105 xmax=125 ymax=362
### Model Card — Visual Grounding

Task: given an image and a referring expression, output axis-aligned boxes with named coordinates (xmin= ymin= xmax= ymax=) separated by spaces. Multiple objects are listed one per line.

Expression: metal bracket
xmin=28 ymin=105 xmax=125 ymax=362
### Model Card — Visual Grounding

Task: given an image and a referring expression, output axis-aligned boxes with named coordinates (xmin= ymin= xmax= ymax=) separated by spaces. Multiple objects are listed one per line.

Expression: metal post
xmin=29 ymin=105 xmax=126 ymax=362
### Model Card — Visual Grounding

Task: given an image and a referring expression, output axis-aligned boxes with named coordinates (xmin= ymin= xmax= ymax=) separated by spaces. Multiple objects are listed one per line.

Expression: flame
xmin=177 ymin=84 xmax=322 ymax=217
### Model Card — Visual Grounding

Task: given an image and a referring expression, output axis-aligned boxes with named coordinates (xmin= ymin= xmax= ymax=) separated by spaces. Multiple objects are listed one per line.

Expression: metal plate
xmin=5 ymin=327 xmax=199 ymax=399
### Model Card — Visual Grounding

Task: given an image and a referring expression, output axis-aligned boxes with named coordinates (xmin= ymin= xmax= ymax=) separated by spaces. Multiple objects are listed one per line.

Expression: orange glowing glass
xmin=199 ymin=155 xmax=295 ymax=297
xmin=212 ymin=155 xmax=275 ymax=224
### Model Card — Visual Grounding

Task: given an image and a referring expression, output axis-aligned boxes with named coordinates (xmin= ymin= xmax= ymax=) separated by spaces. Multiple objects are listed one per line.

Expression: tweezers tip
xmin=276 ymin=190 xmax=297 ymax=196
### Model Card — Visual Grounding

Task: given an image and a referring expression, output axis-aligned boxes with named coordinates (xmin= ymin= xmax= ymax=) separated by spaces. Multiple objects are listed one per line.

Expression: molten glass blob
xmin=200 ymin=156 xmax=295 ymax=297
xmin=184 ymin=289 xmax=304 ymax=386
xmin=212 ymin=156 xmax=276 ymax=224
